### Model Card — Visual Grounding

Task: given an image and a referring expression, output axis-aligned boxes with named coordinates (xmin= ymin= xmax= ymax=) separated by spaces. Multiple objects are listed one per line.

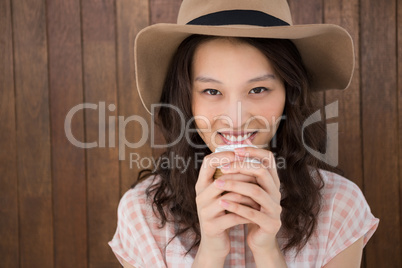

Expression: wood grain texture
xmin=12 ymin=0 xmax=53 ymax=267
xmin=287 ymin=0 xmax=324 ymax=110
xmin=47 ymin=0 xmax=87 ymax=267
xmin=81 ymin=0 xmax=120 ymax=267
xmin=116 ymin=0 xmax=152 ymax=192
xmin=0 ymin=0 xmax=19 ymax=267
xmin=149 ymin=0 xmax=182 ymax=158
xmin=2 ymin=0 xmax=402 ymax=266
xmin=398 ymin=0 xmax=402 ymax=263
xmin=150 ymin=0 xmax=182 ymax=24
xmin=360 ymin=0 xmax=400 ymax=266
xmin=323 ymin=1 xmax=367 ymax=266
xmin=324 ymin=0 xmax=362 ymax=186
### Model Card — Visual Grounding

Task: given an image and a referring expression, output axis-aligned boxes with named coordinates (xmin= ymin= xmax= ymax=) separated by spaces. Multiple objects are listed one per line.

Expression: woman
xmin=109 ymin=0 xmax=378 ymax=267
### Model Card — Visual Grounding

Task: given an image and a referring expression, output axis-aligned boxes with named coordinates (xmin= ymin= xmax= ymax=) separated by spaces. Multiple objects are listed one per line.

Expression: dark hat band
xmin=186 ymin=10 xmax=290 ymax=27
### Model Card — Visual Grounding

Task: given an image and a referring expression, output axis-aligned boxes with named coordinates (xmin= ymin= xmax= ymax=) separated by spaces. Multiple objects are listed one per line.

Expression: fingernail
xmin=215 ymin=179 xmax=225 ymax=188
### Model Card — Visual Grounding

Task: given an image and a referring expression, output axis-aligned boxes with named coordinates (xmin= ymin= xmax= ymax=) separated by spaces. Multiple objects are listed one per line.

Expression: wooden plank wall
xmin=48 ymin=0 xmax=87 ymax=267
xmin=359 ymin=1 xmax=400 ymax=267
xmin=12 ymin=0 xmax=53 ymax=267
xmin=0 ymin=0 xmax=400 ymax=267
xmin=0 ymin=0 xmax=18 ymax=267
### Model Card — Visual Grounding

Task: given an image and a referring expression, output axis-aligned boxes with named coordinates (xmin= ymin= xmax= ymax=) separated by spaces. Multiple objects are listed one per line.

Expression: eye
xmin=203 ymin=89 xmax=222 ymax=95
xmin=249 ymin=87 xmax=268 ymax=94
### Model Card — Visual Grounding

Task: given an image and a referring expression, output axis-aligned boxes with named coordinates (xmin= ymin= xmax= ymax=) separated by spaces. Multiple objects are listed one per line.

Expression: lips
xmin=218 ymin=131 xmax=257 ymax=144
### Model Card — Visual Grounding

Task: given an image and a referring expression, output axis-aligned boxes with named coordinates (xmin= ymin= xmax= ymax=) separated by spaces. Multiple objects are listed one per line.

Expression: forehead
xmin=193 ymin=37 xmax=256 ymax=57
xmin=191 ymin=37 xmax=276 ymax=77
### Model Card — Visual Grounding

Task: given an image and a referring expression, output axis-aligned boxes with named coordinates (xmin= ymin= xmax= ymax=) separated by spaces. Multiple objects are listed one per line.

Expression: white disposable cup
xmin=213 ymin=144 xmax=260 ymax=180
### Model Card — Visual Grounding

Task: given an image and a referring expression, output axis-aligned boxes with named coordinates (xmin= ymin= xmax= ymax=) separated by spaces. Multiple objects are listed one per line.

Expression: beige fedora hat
xmin=135 ymin=0 xmax=354 ymax=114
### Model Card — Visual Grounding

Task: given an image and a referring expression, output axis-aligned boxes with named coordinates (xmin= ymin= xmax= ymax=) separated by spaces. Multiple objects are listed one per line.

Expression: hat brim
xmin=134 ymin=23 xmax=354 ymax=114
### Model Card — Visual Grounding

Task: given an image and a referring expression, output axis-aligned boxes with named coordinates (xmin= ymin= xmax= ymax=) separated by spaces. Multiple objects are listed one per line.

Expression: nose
xmin=218 ymin=100 xmax=250 ymax=129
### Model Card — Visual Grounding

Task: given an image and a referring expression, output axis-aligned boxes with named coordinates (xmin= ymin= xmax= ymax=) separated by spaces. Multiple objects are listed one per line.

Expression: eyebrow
xmin=248 ymin=74 xmax=276 ymax=83
xmin=194 ymin=74 xmax=276 ymax=84
xmin=194 ymin=76 xmax=223 ymax=84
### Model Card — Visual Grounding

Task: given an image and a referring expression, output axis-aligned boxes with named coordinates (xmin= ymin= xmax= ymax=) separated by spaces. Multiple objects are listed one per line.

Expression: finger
xmin=219 ymin=199 xmax=282 ymax=234
xmin=197 ymin=197 xmax=228 ymax=222
xmin=220 ymin=164 xmax=281 ymax=203
xmin=215 ymin=179 xmax=281 ymax=214
xmin=233 ymin=146 xmax=280 ymax=189
xmin=219 ymin=192 xmax=260 ymax=210
xmin=196 ymin=179 xmax=227 ymax=209
xmin=219 ymin=173 xmax=257 ymax=184
xmin=206 ymin=212 xmax=253 ymax=235
xmin=196 ymin=151 xmax=236 ymax=194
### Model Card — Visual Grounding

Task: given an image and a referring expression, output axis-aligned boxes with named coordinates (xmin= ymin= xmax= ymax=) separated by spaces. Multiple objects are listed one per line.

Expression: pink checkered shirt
xmin=109 ymin=170 xmax=379 ymax=267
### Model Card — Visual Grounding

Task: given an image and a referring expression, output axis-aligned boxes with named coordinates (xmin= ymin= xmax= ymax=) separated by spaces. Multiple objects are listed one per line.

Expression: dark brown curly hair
xmin=133 ymin=35 xmax=341 ymax=255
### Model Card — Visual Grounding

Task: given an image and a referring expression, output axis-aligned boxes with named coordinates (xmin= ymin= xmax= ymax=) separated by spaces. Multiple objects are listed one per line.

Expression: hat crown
xmin=177 ymin=0 xmax=293 ymax=26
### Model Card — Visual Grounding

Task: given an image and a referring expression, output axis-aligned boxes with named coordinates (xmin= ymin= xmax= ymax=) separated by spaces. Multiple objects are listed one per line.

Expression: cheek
xmin=193 ymin=114 xmax=215 ymax=147
xmin=194 ymin=117 xmax=210 ymax=131
xmin=270 ymin=98 xmax=286 ymax=133
xmin=192 ymin=100 xmax=214 ymax=134
xmin=271 ymin=91 xmax=286 ymax=117
xmin=253 ymin=96 xmax=285 ymax=134
xmin=258 ymin=94 xmax=285 ymax=116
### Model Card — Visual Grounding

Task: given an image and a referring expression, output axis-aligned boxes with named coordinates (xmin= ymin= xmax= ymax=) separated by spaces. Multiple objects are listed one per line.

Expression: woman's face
xmin=191 ymin=38 xmax=286 ymax=152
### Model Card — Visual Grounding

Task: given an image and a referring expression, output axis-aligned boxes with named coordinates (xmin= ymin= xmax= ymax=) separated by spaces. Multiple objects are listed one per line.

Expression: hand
xmin=194 ymin=151 xmax=255 ymax=261
xmin=214 ymin=146 xmax=282 ymax=253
